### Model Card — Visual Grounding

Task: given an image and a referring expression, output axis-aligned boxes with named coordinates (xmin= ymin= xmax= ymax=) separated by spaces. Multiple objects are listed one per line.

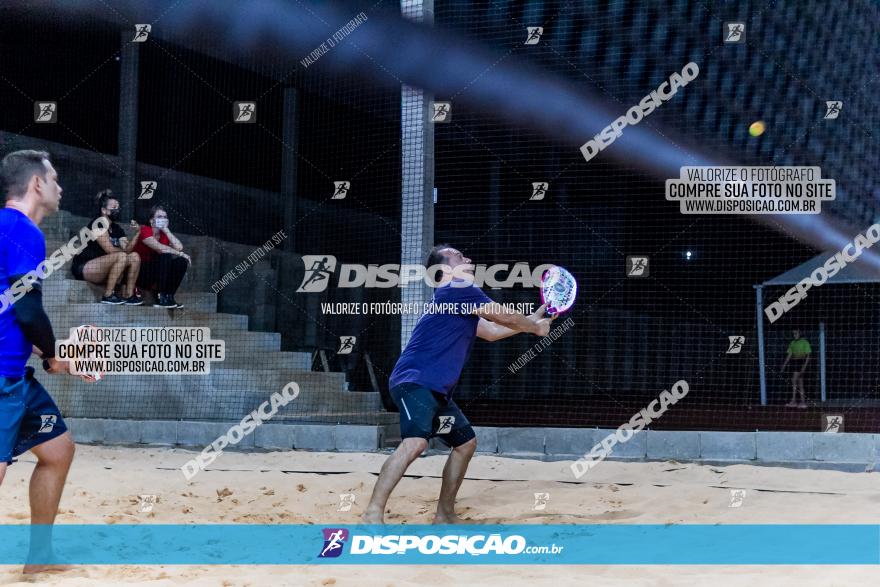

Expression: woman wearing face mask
xmin=133 ymin=204 xmax=191 ymax=308
xmin=70 ymin=189 xmax=143 ymax=305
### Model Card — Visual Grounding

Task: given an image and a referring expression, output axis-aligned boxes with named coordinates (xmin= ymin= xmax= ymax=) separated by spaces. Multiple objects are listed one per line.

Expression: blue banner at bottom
xmin=1 ymin=525 xmax=878 ymax=565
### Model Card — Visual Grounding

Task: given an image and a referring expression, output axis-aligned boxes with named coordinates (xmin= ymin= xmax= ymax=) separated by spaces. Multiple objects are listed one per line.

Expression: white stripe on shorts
xmin=400 ymin=397 xmax=412 ymax=420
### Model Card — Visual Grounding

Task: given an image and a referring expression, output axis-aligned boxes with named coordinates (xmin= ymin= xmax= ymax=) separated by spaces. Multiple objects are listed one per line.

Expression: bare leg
xmin=786 ymin=374 xmax=798 ymax=406
xmin=797 ymin=373 xmax=808 ymax=408
xmin=123 ymin=253 xmax=141 ymax=298
xmin=362 ymin=437 xmax=427 ymax=524
xmin=23 ymin=432 xmax=75 ymax=574
xmin=434 ymin=438 xmax=476 ymax=524
xmin=83 ymin=252 xmax=127 ymax=297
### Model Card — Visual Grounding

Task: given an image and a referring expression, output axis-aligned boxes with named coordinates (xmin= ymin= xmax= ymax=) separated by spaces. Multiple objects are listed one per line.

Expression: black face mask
xmin=107 ymin=209 xmax=120 ymax=221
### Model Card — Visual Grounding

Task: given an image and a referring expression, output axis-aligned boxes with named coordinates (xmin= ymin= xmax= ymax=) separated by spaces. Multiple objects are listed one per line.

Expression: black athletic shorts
xmin=0 ymin=367 xmax=68 ymax=465
xmin=785 ymin=357 xmax=811 ymax=376
xmin=390 ymin=382 xmax=475 ymax=448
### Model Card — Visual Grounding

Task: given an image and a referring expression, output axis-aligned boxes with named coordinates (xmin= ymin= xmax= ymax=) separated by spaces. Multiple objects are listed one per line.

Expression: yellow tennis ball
xmin=749 ymin=121 xmax=765 ymax=137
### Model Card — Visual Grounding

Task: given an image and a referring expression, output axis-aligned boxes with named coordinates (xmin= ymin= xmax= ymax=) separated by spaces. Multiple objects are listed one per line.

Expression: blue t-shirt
xmin=0 ymin=208 xmax=46 ymax=377
xmin=389 ymin=279 xmax=493 ymax=396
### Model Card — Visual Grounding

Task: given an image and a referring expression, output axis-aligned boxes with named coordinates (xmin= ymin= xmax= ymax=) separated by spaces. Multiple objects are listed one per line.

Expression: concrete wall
xmin=475 ymin=427 xmax=878 ymax=471
xmin=69 ymin=419 xmax=880 ymax=472
xmin=67 ymin=418 xmax=385 ymax=452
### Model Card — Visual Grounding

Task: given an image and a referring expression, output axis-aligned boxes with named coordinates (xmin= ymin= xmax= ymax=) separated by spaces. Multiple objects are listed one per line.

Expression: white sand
xmin=1 ymin=444 xmax=877 ymax=586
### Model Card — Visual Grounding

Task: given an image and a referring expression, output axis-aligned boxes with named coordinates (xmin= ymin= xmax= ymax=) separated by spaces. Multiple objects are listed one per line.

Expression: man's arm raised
xmin=474 ymin=301 xmax=553 ymax=338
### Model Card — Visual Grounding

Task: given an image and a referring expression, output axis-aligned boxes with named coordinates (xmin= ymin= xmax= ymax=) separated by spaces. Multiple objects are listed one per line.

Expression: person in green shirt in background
xmin=782 ymin=329 xmax=811 ymax=408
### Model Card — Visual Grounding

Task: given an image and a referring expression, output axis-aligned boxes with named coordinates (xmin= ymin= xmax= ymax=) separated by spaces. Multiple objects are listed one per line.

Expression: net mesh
xmin=0 ymin=0 xmax=877 ymax=438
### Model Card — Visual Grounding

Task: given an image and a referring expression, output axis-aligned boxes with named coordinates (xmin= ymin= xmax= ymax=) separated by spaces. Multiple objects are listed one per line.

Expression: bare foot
xmin=361 ymin=509 xmax=384 ymax=524
xmin=785 ymin=401 xmax=797 ymax=407
xmin=797 ymin=402 xmax=808 ymax=409
xmin=433 ymin=512 xmax=467 ymax=524
xmin=22 ymin=563 xmax=75 ymax=575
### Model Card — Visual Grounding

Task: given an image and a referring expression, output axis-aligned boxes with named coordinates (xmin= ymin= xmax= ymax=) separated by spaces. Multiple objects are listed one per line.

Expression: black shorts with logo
xmin=390 ymin=382 xmax=475 ymax=448
xmin=0 ymin=367 xmax=68 ymax=465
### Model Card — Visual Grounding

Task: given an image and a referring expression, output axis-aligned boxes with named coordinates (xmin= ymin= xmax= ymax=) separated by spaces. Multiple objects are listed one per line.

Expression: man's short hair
xmin=1 ymin=150 xmax=51 ymax=200
xmin=426 ymin=243 xmax=452 ymax=268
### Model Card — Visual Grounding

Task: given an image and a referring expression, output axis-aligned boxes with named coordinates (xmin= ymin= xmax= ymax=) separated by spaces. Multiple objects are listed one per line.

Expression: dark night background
xmin=1 ymin=0 xmax=878 ymax=431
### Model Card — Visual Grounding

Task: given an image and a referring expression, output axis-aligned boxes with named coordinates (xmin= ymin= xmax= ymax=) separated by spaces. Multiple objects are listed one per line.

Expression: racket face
xmin=540 ymin=266 xmax=577 ymax=315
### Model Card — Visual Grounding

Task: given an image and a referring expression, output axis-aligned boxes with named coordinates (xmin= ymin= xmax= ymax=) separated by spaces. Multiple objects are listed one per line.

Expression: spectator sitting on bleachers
xmin=70 ymin=189 xmax=142 ymax=305
xmin=133 ymin=204 xmax=191 ymax=309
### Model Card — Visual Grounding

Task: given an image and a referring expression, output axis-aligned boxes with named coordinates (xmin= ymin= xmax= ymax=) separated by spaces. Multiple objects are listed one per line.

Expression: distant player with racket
xmin=363 ymin=245 xmax=574 ymax=524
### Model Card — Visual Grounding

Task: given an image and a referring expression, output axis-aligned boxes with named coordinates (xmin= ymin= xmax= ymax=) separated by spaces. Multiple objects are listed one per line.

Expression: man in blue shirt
xmin=363 ymin=245 xmax=553 ymax=524
xmin=0 ymin=150 xmax=96 ymax=573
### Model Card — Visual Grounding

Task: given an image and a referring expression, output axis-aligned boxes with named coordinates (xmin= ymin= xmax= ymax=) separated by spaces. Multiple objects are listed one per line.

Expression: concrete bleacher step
xmin=35 ymin=215 xmax=394 ymax=428
xmin=42 ymin=278 xmax=218 ymax=312
xmin=37 ymin=367 xmax=387 ymax=424
xmin=28 ymin=361 xmax=347 ymax=397
xmin=220 ymin=351 xmax=311 ymax=370
xmin=47 ymin=304 xmax=248 ymax=329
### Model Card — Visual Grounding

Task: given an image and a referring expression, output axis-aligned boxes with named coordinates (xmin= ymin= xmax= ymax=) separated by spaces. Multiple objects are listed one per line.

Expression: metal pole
xmin=819 ymin=320 xmax=827 ymax=402
xmin=400 ymin=0 xmax=435 ymax=351
xmin=756 ymin=285 xmax=767 ymax=406
xmin=118 ymin=30 xmax=140 ymax=217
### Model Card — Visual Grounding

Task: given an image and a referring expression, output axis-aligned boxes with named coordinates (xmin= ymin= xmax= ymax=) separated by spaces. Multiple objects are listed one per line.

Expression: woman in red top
xmin=133 ymin=205 xmax=191 ymax=308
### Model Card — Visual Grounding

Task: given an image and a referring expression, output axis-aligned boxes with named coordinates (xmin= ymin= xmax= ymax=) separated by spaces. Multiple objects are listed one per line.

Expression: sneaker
xmin=154 ymin=294 xmax=177 ymax=308
xmin=169 ymin=296 xmax=184 ymax=309
xmin=100 ymin=293 xmax=125 ymax=305
xmin=124 ymin=294 xmax=143 ymax=306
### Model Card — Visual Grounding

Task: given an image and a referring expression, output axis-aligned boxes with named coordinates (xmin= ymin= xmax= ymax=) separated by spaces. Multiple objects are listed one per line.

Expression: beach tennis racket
xmin=540 ymin=266 xmax=577 ymax=316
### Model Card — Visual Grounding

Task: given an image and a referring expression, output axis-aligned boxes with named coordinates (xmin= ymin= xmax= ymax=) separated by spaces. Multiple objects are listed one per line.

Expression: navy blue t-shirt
xmin=0 ymin=208 xmax=46 ymax=377
xmin=389 ymin=279 xmax=493 ymax=396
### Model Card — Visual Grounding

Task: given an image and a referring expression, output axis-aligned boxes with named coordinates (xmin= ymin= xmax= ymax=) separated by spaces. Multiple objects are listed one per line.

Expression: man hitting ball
xmin=363 ymin=245 xmax=553 ymax=524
